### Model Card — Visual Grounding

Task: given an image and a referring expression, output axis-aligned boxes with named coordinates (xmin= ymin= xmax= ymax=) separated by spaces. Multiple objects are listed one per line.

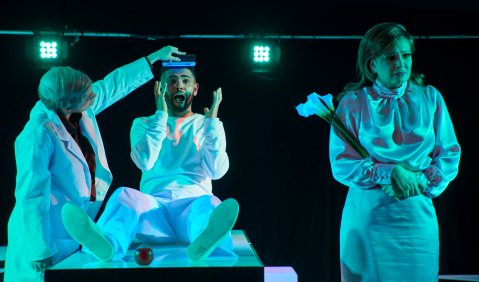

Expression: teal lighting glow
xmin=26 ymin=36 xmax=68 ymax=69
xmin=253 ymin=45 xmax=271 ymax=63
xmin=247 ymin=41 xmax=281 ymax=74
xmin=38 ymin=40 xmax=59 ymax=60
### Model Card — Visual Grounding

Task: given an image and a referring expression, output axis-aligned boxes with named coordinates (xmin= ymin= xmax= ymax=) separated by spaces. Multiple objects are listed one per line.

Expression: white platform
xmin=439 ymin=275 xmax=479 ymax=281
xmin=1 ymin=231 xmax=297 ymax=281
xmin=264 ymin=266 xmax=298 ymax=282
xmin=44 ymin=229 xmax=297 ymax=282
xmin=50 ymin=229 xmax=263 ymax=270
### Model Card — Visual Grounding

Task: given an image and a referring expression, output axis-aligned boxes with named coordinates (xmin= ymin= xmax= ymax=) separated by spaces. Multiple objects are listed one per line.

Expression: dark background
xmin=1 ymin=1 xmax=478 ymax=281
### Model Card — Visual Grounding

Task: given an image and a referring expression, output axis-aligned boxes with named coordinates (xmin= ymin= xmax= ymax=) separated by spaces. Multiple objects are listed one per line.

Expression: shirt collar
xmin=372 ymin=79 xmax=408 ymax=99
xmin=57 ymin=112 xmax=82 ymax=136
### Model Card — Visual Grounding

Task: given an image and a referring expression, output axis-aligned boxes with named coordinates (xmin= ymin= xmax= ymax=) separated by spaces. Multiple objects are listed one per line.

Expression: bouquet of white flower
xmin=295 ymin=92 xmax=426 ymax=201
xmin=295 ymin=92 xmax=369 ymax=158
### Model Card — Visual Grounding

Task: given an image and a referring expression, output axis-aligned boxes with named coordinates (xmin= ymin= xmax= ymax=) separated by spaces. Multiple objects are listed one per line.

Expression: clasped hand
xmin=382 ymin=165 xmax=428 ymax=200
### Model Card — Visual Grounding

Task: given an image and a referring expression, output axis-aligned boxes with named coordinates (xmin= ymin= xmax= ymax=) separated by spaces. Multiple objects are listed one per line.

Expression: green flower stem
xmin=315 ymin=106 xmax=400 ymax=200
xmin=329 ymin=117 xmax=369 ymax=158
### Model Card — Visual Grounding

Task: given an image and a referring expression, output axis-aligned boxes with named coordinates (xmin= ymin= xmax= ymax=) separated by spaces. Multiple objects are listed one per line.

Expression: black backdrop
xmin=1 ymin=2 xmax=479 ymax=281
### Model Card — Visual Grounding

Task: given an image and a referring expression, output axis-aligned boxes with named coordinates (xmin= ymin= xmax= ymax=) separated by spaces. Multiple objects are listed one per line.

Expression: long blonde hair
xmin=338 ymin=22 xmax=424 ymax=101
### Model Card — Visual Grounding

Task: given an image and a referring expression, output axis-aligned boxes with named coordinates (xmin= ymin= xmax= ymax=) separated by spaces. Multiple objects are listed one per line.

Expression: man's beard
xmin=168 ymin=91 xmax=194 ymax=113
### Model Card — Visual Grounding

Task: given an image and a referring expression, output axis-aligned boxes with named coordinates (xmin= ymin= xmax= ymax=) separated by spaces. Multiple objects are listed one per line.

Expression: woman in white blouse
xmin=329 ymin=22 xmax=461 ymax=282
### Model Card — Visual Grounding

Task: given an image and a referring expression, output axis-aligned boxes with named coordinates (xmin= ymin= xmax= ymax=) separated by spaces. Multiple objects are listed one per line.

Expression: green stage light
xmin=38 ymin=39 xmax=59 ymax=60
xmin=35 ymin=37 xmax=66 ymax=63
xmin=248 ymin=42 xmax=281 ymax=74
xmin=26 ymin=36 xmax=68 ymax=69
xmin=253 ymin=45 xmax=271 ymax=63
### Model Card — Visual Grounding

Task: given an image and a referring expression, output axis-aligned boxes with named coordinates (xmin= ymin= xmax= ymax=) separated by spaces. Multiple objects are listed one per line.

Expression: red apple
xmin=135 ymin=247 xmax=154 ymax=266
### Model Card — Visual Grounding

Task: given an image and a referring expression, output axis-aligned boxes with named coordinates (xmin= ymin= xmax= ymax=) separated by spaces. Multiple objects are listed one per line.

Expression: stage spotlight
xmin=248 ymin=41 xmax=281 ymax=74
xmin=26 ymin=36 xmax=68 ymax=68
xmin=38 ymin=39 xmax=59 ymax=60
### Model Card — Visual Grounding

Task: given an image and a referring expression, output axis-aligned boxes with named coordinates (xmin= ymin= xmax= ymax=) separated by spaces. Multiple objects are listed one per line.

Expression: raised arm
xmin=130 ymin=81 xmax=169 ymax=171
xmin=201 ymin=87 xmax=229 ymax=179
xmin=90 ymin=45 xmax=186 ymax=115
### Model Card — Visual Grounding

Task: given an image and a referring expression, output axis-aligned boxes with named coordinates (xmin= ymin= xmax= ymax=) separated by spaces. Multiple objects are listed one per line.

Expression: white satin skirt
xmin=340 ymin=188 xmax=439 ymax=282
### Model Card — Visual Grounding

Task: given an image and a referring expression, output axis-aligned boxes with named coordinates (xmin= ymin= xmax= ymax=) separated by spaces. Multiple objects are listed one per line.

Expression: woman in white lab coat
xmin=4 ymin=45 xmax=185 ymax=282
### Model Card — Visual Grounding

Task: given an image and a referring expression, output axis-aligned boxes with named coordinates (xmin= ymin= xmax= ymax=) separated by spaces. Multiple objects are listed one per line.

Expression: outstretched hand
xmin=147 ymin=45 xmax=186 ymax=65
xmin=154 ymin=81 xmax=168 ymax=112
xmin=204 ymin=87 xmax=223 ymax=118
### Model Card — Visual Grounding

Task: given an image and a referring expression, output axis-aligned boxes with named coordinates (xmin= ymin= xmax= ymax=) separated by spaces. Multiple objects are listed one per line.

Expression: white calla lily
xmin=296 ymin=91 xmax=402 ymax=199
xmin=295 ymin=92 xmax=334 ymax=119
xmin=295 ymin=92 xmax=368 ymax=158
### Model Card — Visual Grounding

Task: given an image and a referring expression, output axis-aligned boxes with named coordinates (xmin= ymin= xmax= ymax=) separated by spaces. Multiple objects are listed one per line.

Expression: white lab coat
xmin=4 ymin=58 xmax=153 ymax=282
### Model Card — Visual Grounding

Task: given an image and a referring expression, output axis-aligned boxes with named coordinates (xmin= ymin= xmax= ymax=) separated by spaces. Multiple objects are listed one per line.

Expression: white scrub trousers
xmin=93 ymin=187 xmax=236 ymax=260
